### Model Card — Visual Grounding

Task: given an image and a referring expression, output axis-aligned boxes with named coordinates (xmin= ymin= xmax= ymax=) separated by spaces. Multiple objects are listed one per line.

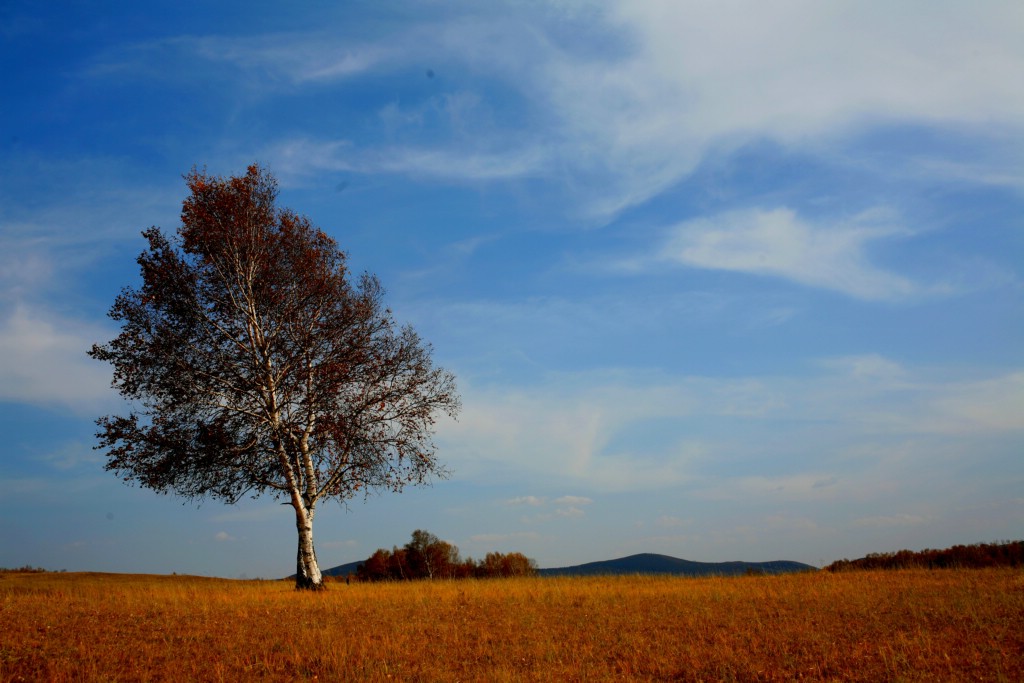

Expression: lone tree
xmin=89 ymin=164 xmax=460 ymax=590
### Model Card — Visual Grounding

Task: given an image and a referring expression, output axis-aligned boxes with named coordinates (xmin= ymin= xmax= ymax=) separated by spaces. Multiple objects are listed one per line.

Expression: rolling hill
xmin=536 ymin=553 xmax=816 ymax=577
xmin=321 ymin=560 xmax=364 ymax=578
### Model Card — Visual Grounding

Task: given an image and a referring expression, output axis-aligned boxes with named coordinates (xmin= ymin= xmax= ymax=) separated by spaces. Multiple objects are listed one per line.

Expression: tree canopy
xmin=825 ymin=540 xmax=1024 ymax=572
xmin=353 ymin=530 xmax=538 ymax=581
xmin=89 ymin=164 xmax=460 ymax=589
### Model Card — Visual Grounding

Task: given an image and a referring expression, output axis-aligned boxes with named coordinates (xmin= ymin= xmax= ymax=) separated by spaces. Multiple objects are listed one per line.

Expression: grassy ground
xmin=1 ymin=568 xmax=1021 ymax=681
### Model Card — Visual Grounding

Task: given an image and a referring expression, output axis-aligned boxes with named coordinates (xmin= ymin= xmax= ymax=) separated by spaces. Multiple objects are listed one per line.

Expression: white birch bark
xmin=294 ymin=501 xmax=323 ymax=588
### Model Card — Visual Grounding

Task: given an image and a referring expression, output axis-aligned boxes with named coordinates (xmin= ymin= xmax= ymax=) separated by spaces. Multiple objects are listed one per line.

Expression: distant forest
xmin=353 ymin=529 xmax=537 ymax=582
xmin=825 ymin=540 xmax=1023 ymax=572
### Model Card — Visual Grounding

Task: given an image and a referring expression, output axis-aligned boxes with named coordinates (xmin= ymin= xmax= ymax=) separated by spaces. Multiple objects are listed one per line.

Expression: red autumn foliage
xmin=353 ymin=530 xmax=538 ymax=581
xmin=826 ymin=540 xmax=1024 ymax=572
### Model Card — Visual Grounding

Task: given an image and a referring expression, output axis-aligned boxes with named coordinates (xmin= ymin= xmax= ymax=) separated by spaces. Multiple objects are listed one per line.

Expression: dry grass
xmin=1 ymin=568 xmax=1022 ymax=681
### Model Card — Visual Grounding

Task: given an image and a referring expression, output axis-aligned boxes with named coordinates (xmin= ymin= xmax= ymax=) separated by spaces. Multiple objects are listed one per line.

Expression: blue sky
xmin=1 ymin=1 xmax=1022 ymax=577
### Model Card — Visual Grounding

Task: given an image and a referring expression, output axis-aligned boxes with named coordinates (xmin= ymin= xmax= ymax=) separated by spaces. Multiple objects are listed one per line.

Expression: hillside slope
xmin=537 ymin=553 xmax=815 ymax=577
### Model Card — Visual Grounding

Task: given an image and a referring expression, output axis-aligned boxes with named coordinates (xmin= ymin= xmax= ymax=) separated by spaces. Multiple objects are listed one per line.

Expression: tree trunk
xmin=294 ymin=504 xmax=324 ymax=591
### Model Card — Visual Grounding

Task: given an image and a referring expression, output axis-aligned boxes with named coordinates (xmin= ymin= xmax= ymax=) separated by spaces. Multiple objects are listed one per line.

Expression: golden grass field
xmin=1 ymin=568 xmax=1022 ymax=682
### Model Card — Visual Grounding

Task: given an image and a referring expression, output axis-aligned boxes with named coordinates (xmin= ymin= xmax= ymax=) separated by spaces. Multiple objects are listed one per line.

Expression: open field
xmin=1 ymin=569 xmax=1022 ymax=682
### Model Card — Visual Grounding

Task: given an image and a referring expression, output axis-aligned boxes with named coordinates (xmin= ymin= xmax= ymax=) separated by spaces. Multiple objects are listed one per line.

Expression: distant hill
xmin=536 ymin=553 xmax=816 ymax=577
xmin=318 ymin=553 xmax=816 ymax=580
xmin=321 ymin=560 xmax=363 ymax=578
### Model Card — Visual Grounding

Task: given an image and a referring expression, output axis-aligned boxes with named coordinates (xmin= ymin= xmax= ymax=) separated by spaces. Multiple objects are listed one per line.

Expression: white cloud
xmin=905 ymin=156 xmax=1024 ymax=193
xmin=265 ymin=138 xmax=356 ymax=180
xmin=233 ymin=2 xmax=1011 ymax=219
xmin=368 ymin=146 xmax=547 ymax=181
xmin=554 ymin=495 xmax=593 ymax=506
xmin=0 ymin=250 xmax=54 ymax=301
xmin=817 ymin=354 xmax=908 ymax=383
xmin=613 ymin=1 xmax=1024 ymax=128
xmin=927 ymin=372 xmax=1024 ymax=434
xmin=505 ymin=494 xmax=592 ymax=522
xmin=698 ymin=474 xmax=841 ymax=504
xmin=661 ymin=207 xmax=921 ymax=300
xmin=852 ymin=514 xmax=929 ymax=529
xmin=91 ymin=33 xmax=392 ymax=85
xmin=37 ymin=441 xmax=103 ymax=471
xmin=193 ymin=34 xmax=335 ymax=80
xmin=437 ymin=374 xmax=709 ymax=491
xmin=266 ymin=137 xmax=547 ymax=185
xmin=113 ymin=3 xmax=1024 ymax=222
xmin=214 ymin=531 xmax=235 ymax=542
xmin=0 ymin=305 xmax=115 ymax=413
xmin=437 ymin=359 xmax=1024 ymax=495
xmin=541 ymin=0 xmax=1024 ymax=217
xmin=506 ymin=495 xmax=545 ymax=507
xmin=799 ymin=363 xmax=1024 ymax=436
xmin=0 ymin=154 xmax=180 ymax=247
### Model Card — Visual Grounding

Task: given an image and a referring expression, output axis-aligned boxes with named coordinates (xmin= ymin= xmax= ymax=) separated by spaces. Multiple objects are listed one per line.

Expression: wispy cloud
xmin=558 ymin=1 xmax=1024 ymax=216
xmin=0 ymin=305 xmax=115 ymax=413
xmin=369 ymin=146 xmax=548 ymax=181
xmin=0 ymin=155 xmax=179 ymax=247
xmin=505 ymin=494 xmax=594 ymax=523
xmin=36 ymin=441 xmax=103 ymax=471
xmin=927 ymin=372 xmax=1024 ymax=434
xmin=506 ymin=495 xmax=545 ymax=507
xmin=661 ymin=207 xmax=923 ymax=301
xmin=88 ymin=33 xmax=392 ymax=85
xmin=83 ymin=4 xmax=1024 ymax=223
xmin=816 ymin=354 xmax=908 ymax=383
xmin=697 ymin=474 xmax=841 ymax=504
xmin=266 ymin=137 xmax=547 ymax=184
xmin=554 ymin=495 xmax=593 ymax=506
xmin=852 ymin=514 xmax=929 ymax=529
xmin=438 ymin=359 xmax=1024 ymax=496
xmin=438 ymin=373 xmax=710 ymax=491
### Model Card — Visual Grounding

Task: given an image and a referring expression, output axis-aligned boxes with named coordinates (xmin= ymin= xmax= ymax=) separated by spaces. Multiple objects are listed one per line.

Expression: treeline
xmin=0 ymin=565 xmax=49 ymax=573
xmin=825 ymin=540 xmax=1024 ymax=572
xmin=354 ymin=529 xmax=537 ymax=581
